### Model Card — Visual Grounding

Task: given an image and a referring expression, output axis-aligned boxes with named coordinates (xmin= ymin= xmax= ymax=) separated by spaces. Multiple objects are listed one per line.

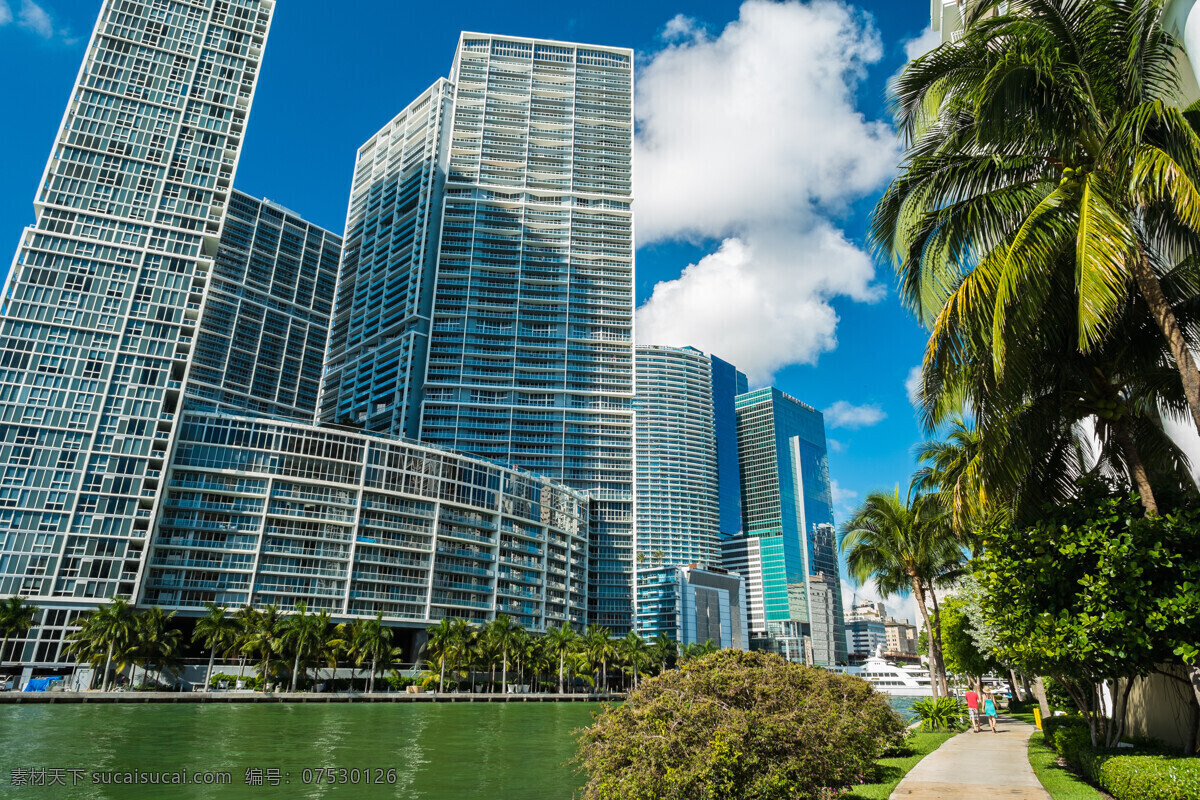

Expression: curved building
xmin=143 ymin=411 xmax=589 ymax=631
xmin=633 ymin=346 xmax=720 ymax=569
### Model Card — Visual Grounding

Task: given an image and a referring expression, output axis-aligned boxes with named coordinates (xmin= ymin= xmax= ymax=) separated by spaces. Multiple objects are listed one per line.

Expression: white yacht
xmin=833 ymin=645 xmax=935 ymax=697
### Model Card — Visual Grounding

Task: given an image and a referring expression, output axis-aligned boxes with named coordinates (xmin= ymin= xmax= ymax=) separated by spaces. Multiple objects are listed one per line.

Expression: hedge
xmin=1045 ymin=717 xmax=1200 ymax=800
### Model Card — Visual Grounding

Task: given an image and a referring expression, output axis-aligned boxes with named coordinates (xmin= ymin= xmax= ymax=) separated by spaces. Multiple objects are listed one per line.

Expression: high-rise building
xmin=321 ymin=34 xmax=637 ymax=633
xmin=720 ymin=535 xmax=764 ymax=634
xmin=635 ymin=564 xmax=747 ymax=650
xmin=710 ymin=355 xmax=748 ymax=538
xmin=633 ymin=345 xmax=719 ymax=569
xmin=732 ymin=387 xmax=846 ymax=665
xmin=0 ymin=0 xmax=276 ymax=663
xmin=318 ymin=80 xmax=453 ymax=438
xmin=186 ymin=191 xmax=340 ymax=422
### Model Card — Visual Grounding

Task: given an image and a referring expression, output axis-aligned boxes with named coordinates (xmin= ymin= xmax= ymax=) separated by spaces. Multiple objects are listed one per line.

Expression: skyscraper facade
xmin=320 ymin=34 xmax=637 ymax=633
xmin=633 ymin=345 xmax=719 ymax=569
xmin=733 ymin=387 xmax=846 ymax=664
xmin=0 ymin=0 xmax=275 ymax=663
xmin=187 ymin=191 xmax=340 ymax=422
xmin=710 ymin=355 xmax=748 ymax=538
xmin=318 ymin=80 xmax=454 ymax=439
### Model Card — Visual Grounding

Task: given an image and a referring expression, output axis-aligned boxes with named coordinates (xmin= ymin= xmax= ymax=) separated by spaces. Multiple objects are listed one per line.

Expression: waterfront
xmin=0 ymin=703 xmax=599 ymax=799
xmin=0 ymin=696 xmax=922 ymax=798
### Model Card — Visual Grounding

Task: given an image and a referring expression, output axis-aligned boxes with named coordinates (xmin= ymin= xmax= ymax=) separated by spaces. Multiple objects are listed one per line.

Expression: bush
xmin=208 ymin=673 xmax=262 ymax=690
xmin=1041 ymin=714 xmax=1086 ymax=742
xmin=1043 ymin=677 xmax=1074 ymax=711
xmin=1047 ymin=716 xmax=1200 ymax=800
xmin=574 ymin=650 xmax=908 ymax=800
xmin=912 ymin=697 xmax=967 ymax=731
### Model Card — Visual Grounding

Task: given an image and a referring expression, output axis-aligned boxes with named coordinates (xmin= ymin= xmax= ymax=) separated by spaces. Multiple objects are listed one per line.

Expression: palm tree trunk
xmin=102 ymin=643 xmax=113 ymax=692
xmin=263 ymin=653 xmax=271 ymax=692
xmin=439 ymin=657 xmax=445 ymax=693
xmin=1113 ymin=417 xmax=1159 ymax=516
xmin=205 ymin=646 xmax=216 ymax=692
xmin=1 ymin=633 xmax=9 ymax=665
xmin=928 ymin=588 xmax=950 ymax=697
xmin=370 ymin=658 xmax=377 ymax=693
xmin=291 ymin=650 xmax=301 ymax=693
xmin=910 ymin=578 xmax=942 ymax=699
xmin=501 ymin=648 xmax=507 ymax=695
xmin=558 ymin=652 xmax=564 ymax=694
xmin=1134 ymin=254 xmax=1200 ymax=435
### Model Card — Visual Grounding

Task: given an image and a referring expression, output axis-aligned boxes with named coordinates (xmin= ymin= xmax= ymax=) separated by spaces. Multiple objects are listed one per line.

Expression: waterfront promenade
xmin=0 ymin=691 xmax=621 ymax=704
xmin=891 ymin=716 xmax=1050 ymax=800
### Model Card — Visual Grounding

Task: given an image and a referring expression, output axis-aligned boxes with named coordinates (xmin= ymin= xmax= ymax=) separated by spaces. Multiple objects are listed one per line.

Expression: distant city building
xmin=636 ymin=565 xmax=748 ymax=650
xmin=720 ymin=534 xmax=765 ymax=635
xmin=321 ymin=33 xmax=637 ymax=634
xmin=187 ymin=192 xmax=340 ymax=422
xmin=710 ymin=355 xmax=749 ymax=538
xmin=633 ymin=345 xmax=719 ymax=569
xmin=886 ymin=618 xmax=919 ymax=657
xmin=732 ymin=387 xmax=846 ymax=665
xmin=805 ymin=572 xmax=840 ymax=667
xmin=0 ymin=0 xmax=276 ymax=664
xmin=848 ymin=600 xmax=886 ymax=621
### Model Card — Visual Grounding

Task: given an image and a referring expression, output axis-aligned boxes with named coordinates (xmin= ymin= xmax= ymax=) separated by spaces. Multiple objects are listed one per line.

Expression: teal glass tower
xmin=734 ymin=387 xmax=846 ymax=665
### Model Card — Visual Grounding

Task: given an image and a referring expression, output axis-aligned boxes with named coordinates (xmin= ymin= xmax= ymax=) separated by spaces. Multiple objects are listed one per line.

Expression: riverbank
xmin=0 ymin=690 xmax=622 ymax=704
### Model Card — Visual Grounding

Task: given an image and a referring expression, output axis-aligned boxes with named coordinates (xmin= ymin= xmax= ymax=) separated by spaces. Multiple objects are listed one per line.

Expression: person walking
xmin=965 ymin=687 xmax=981 ymax=732
xmin=983 ymin=692 xmax=998 ymax=733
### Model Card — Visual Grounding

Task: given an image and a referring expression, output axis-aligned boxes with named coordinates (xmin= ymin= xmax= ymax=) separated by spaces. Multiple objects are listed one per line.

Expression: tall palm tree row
xmin=0 ymin=596 xmax=38 ymax=666
xmin=873 ymin=0 xmax=1200 ymax=522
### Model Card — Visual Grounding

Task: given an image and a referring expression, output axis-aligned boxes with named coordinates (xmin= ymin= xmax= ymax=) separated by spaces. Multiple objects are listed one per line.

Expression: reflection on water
xmin=0 ymin=703 xmax=601 ymax=800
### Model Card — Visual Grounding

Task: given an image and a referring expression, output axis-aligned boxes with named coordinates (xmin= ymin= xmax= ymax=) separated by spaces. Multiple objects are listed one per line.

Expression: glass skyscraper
xmin=732 ymin=387 xmax=846 ymax=665
xmin=321 ymin=34 xmax=636 ymax=634
xmin=186 ymin=191 xmax=340 ymax=422
xmin=0 ymin=0 xmax=276 ymax=662
xmin=633 ymin=345 xmax=719 ymax=569
xmin=710 ymin=355 xmax=748 ymax=538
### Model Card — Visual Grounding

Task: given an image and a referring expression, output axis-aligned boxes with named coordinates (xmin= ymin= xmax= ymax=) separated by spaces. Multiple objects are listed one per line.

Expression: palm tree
xmin=424 ymin=618 xmax=455 ymax=693
xmin=879 ymin=0 xmax=1200 ymax=432
xmin=650 ymin=633 xmax=676 ymax=675
xmin=192 ymin=603 xmax=237 ymax=692
xmin=0 ymin=596 xmax=37 ymax=666
xmin=486 ymin=614 xmax=520 ymax=694
xmin=244 ymin=604 xmax=283 ymax=691
xmin=232 ymin=606 xmax=259 ymax=688
xmin=133 ymin=607 xmax=181 ymax=688
xmin=874 ymin=0 xmax=1200 ymax=439
xmin=582 ymin=625 xmax=615 ymax=694
xmin=352 ymin=613 xmax=394 ymax=693
xmin=841 ymin=489 xmax=965 ymax=697
xmin=280 ymin=602 xmax=329 ymax=693
xmin=449 ymin=618 xmax=477 ymax=693
xmin=617 ymin=631 xmax=650 ymax=690
xmin=543 ymin=623 xmax=578 ymax=693
xmin=66 ymin=598 xmax=135 ymax=691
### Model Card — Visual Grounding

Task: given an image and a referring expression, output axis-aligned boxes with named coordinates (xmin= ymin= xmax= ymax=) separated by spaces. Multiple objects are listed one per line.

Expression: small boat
xmin=831 ymin=645 xmax=935 ymax=697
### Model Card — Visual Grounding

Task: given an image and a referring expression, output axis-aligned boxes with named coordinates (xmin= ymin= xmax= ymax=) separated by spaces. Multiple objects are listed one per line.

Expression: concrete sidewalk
xmin=890 ymin=716 xmax=1050 ymax=800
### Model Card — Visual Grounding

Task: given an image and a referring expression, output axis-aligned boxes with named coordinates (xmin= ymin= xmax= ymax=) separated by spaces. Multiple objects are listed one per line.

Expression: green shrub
xmin=911 ymin=697 xmax=967 ymax=731
xmin=1043 ymin=677 xmax=1074 ymax=711
xmin=1047 ymin=715 xmax=1200 ymax=800
xmin=1098 ymin=755 xmax=1200 ymax=800
xmin=208 ymin=672 xmax=262 ymax=690
xmin=1042 ymin=714 xmax=1087 ymax=742
xmin=575 ymin=650 xmax=908 ymax=800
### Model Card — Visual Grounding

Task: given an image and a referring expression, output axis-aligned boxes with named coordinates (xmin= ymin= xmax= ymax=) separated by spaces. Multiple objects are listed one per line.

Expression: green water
xmin=0 ymin=703 xmax=601 ymax=800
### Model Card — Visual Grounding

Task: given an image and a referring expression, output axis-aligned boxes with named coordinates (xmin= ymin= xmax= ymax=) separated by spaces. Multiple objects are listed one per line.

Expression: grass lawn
xmin=842 ymin=730 xmax=957 ymax=800
xmin=1027 ymin=731 xmax=1107 ymax=800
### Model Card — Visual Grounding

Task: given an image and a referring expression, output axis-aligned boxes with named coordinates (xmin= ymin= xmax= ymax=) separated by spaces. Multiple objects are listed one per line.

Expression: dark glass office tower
xmin=710 ymin=355 xmax=748 ymax=538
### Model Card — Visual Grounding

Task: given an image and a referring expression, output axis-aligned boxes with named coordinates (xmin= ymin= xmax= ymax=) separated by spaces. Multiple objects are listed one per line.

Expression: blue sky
xmin=0 ymin=0 xmax=932 ymax=620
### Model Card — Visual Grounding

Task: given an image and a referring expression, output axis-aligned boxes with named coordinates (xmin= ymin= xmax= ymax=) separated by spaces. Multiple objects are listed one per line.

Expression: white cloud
xmin=905 ymin=365 xmax=922 ymax=405
xmin=828 ymin=438 xmax=846 ymax=454
xmin=662 ymin=13 xmax=705 ymax=43
xmin=0 ymin=1 xmax=13 ymax=26
xmin=823 ymin=400 xmax=886 ymax=430
xmin=18 ymin=0 xmax=52 ymax=38
xmin=830 ymin=479 xmax=857 ymax=506
xmin=634 ymin=0 xmax=899 ymax=383
xmin=903 ymin=25 xmax=940 ymax=62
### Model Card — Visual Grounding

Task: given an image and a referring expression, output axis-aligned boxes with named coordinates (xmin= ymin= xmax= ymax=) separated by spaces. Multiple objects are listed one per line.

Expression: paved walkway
xmin=890 ymin=716 xmax=1050 ymax=800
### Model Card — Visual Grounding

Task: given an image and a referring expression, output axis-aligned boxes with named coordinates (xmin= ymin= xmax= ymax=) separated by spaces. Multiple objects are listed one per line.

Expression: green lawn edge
xmin=1027 ymin=731 xmax=1107 ymax=800
xmin=842 ymin=730 xmax=957 ymax=800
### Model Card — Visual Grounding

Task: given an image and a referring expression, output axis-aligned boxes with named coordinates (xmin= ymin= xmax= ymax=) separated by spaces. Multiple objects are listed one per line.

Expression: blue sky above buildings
xmin=0 ymin=0 xmax=931 ymax=621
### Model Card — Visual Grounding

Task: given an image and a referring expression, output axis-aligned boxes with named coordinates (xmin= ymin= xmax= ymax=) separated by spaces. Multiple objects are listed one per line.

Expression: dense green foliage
xmin=975 ymin=491 xmax=1200 ymax=745
xmin=575 ymin=650 xmax=907 ymax=800
xmin=0 ymin=596 xmax=37 ymax=663
xmin=1046 ymin=718 xmax=1200 ymax=800
xmin=939 ymin=594 xmax=999 ymax=683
